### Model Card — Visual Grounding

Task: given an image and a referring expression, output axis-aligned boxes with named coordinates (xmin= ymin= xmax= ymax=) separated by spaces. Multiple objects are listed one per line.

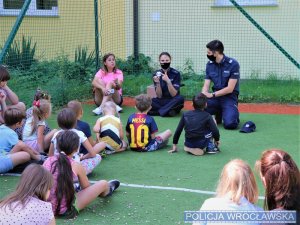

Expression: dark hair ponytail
xmin=54 ymin=152 xmax=75 ymax=215
xmin=258 ymin=149 xmax=300 ymax=211
xmin=53 ymin=130 xmax=79 ymax=215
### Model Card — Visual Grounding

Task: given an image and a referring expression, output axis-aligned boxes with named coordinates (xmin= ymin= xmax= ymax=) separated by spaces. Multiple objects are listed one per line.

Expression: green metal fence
xmin=0 ymin=0 xmax=299 ymax=106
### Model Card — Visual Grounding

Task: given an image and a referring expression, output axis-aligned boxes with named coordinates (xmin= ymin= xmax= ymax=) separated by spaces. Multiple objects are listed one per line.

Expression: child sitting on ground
xmin=0 ymin=164 xmax=55 ymax=224
xmin=22 ymin=99 xmax=57 ymax=153
xmin=48 ymin=108 xmax=105 ymax=174
xmin=126 ymin=94 xmax=172 ymax=152
xmin=256 ymin=149 xmax=300 ymax=217
xmin=0 ymin=65 xmax=26 ymax=124
xmin=15 ymin=88 xmax=53 ymax=140
xmin=0 ymin=87 xmax=7 ymax=125
xmin=0 ymin=108 xmax=44 ymax=173
xmin=169 ymin=92 xmax=220 ymax=155
xmin=93 ymin=101 xmax=127 ymax=155
xmin=67 ymin=100 xmax=96 ymax=155
xmin=43 ymin=130 xmax=120 ymax=218
xmin=194 ymin=159 xmax=262 ymax=225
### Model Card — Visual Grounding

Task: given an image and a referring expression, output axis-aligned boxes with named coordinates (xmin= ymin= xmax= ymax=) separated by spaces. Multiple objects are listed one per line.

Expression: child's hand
xmin=114 ymin=79 xmax=121 ymax=90
xmin=168 ymin=145 xmax=178 ymax=153
xmin=104 ymin=89 xmax=111 ymax=96
xmin=79 ymin=154 xmax=84 ymax=161
xmin=215 ymin=140 xmax=220 ymax=147
xmin=113 ymin=78 xmax=118 ymax=85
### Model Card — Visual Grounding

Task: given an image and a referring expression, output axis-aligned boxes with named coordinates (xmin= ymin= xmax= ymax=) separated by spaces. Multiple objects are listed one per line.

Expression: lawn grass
xmin=8 ymin=72 xmax=300 ymax=109
xmin=0 ymin=104 xmax=299 ymax=225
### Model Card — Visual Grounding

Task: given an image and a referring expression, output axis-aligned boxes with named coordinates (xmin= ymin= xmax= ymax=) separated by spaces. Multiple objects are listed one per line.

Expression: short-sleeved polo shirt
xmin=205 ymin=55 xmax=240 ymax=94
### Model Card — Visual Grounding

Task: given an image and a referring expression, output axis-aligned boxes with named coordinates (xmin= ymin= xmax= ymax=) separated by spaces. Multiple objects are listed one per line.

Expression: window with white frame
xmin=214 ymin=0 xmax=278 ymax=7
xmin=0 ymin=0 xmax=58 ymax=16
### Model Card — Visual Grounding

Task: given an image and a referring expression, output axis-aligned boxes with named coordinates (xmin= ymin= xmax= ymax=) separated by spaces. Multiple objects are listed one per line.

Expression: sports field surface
xmin=1 ymin=103 xmax=299 ymax=225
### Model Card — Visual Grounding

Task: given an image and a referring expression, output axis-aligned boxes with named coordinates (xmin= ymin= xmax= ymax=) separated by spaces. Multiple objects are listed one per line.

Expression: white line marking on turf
xmin=1 ymin=174 xmax=264 ymax=200
xmin=90 ymin=181 xmax=265 ymax=200
xmin=1 ymin=173 xmax=21 ymax=177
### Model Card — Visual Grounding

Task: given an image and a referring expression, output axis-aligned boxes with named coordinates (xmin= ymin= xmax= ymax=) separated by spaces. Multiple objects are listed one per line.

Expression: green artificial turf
xmin=0 ymin=104 xmax=299 ymax=224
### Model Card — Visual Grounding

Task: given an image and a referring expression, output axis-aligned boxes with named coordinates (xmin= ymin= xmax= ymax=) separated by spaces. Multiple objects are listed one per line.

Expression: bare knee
xmin=17 ymin=102 xmax=26 ymax=111
xmin=14 ymin=141 xmax=26 ymax=151
xmin=94 ymin=142 xmax=106 ymax=153
xmin=165 ymin=129 xmax=172 ymax=137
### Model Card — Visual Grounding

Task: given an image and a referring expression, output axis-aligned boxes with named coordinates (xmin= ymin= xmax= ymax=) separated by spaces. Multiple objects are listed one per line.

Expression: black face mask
xmin=160 ymin=62 xmax=171 ymax=70
xmin=207 ymin=54 xmax=216 ymax=62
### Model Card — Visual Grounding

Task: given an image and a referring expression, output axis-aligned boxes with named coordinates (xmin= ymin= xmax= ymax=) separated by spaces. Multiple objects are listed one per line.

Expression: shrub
xmin=116 ymin=53 xmax=153 ymax=75
xmin=3 ymin=36 xmax=37 ymax=70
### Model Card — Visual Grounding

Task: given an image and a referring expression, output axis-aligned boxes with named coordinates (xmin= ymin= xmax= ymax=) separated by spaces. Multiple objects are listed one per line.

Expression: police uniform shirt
xmin=205 ymin=55 xmax=240 ymax=94
xmin=153 ymin=67 xmax=181 ymax=98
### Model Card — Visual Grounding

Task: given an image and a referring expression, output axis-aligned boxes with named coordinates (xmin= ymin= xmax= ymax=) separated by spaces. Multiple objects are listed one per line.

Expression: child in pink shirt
xmin=92 ymin=53 xmax=124 ymax=115
xmin=0 ymin=164 xmax=55 ymax=225
xmin=44 ymin=130 xmax=120 ymax=218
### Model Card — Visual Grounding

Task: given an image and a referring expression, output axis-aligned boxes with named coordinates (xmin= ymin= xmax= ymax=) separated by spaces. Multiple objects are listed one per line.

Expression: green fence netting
xmin=0 ymin=0 xmax=299 ymax=106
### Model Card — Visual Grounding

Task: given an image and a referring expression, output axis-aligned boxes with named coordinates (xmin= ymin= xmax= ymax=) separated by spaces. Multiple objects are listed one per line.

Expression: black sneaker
xmin=206 ymin=141 xmax=220 ymax=154
xmin=107 ymin=180 xmax=120 ymax=196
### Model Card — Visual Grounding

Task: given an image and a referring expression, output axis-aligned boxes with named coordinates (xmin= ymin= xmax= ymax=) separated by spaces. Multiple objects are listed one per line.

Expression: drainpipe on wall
xmin=94 ymin=0 xmax=100 ymax=70
xmin=133 ymin=0 xmax=139 ymax=63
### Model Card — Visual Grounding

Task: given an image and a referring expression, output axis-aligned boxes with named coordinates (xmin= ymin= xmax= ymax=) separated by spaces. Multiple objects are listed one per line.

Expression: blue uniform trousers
xmin=206 ymin=93 xmax=239 ymax=129
xmin=151 ymin=95 xmax=184 ymax=117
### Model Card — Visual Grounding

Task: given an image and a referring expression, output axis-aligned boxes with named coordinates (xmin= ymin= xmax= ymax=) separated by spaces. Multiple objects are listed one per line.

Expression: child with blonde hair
xmin=93 ymin=101 xmax=127 ymax=155
xmin=126 ymin=94 xmax=172 ymax=152
xmin=15 ymin=88 xmax=53 ymax=140
xmin=49 ymin=108 xmax=105 ymax=174
xmin=195 ymin=159 xmax=262 ymax=225
xmin=44 ymin=130 xmax=120 ymax=218
xmin=0 ymin=164 xmax=55 ymax=224
xmin=22 ymin=99 xmax=56 ymax=153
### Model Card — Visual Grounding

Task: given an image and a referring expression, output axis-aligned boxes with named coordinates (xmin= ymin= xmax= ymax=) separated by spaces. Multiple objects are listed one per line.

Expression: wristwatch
xmin=212 ymin=92 xmax=216 ymax=98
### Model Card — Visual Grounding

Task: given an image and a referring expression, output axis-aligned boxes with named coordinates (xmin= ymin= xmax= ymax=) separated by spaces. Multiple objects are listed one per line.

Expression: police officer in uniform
xmin=149 ymin=52 xmax=184 ymax=117
xmin=202 ymin=40 xmax=240 ymax=129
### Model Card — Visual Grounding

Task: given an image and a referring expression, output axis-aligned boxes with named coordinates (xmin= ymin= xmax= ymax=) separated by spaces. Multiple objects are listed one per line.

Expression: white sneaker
xmin=116 ymin=105 xmax=123 ymax=112
xmin=92 ymin=107 xmax=102 ymax=115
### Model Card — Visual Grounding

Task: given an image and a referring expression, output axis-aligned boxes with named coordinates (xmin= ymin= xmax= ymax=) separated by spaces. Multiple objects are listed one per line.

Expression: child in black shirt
xmin=169 ymin=93 xmax=220 ymax=155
